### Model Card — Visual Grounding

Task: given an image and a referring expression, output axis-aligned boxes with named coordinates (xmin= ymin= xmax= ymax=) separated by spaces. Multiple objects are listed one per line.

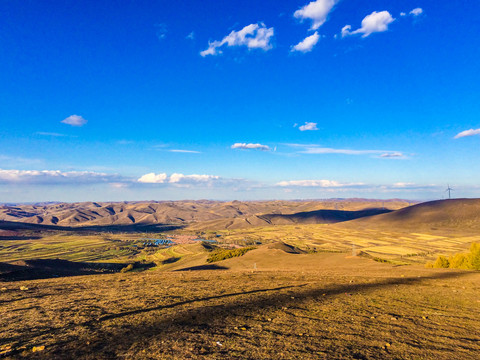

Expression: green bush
xmin=206 ymin=247 xmax=256 ymax=263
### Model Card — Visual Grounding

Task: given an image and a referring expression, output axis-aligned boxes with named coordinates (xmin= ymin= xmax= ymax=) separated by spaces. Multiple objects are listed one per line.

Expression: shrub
xmin=206 ymin=247 xmax=256 ymax=263
xmin=427 ymin=242 xmax=480 ymax=270
xmin=120 ymin=264 xmax=134 ymax=273
xmin=468 ymin=242 xmax=480 ymax=270
xmin=433 ymin=255 xmax=450 ymax=268
xmin=448 ymin=253 xmax=469 ymax=269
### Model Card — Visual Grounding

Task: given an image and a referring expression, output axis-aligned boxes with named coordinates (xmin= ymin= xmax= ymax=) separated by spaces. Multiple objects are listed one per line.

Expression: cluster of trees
xmin=206 ymin=246 xmax=256 ymax=263
xmin=427 ymin=242 xmax=480 ymax=270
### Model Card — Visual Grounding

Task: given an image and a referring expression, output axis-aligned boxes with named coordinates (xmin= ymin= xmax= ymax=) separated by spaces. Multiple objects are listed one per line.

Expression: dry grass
xmin=216 ymin=224 xmax=480 ymax=263
xmin=1 ymin=259 xmax=479 ymax=359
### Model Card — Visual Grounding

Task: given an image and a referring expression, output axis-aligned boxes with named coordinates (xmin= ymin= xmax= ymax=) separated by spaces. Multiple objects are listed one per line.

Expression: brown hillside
xmin=340 ymin=198 xmax=480 ymax=233
xmin=187 ymin=208 xmax=392 ymax=230
xmin=0 ymin=199 xmax=411 ymax=229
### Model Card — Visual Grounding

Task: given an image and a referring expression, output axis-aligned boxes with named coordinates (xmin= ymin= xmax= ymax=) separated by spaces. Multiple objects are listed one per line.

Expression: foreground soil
xmin=1 ymin=255 xmax=479 ymax=359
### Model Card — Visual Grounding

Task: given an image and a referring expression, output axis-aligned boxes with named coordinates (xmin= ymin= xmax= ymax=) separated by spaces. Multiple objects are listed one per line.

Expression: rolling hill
xmin=340 ymin=198 xmax=480 ymax=233
xmin=186 ymin=207 xmax=393 ymax=230
xmin=0 ymin=199 xmax=411 ymax=229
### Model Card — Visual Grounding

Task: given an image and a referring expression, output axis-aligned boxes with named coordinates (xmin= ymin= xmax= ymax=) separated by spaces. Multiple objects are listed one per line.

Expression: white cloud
xmin=200 ymin=23 xmax=274 ymax=57
xmin=299 ymin=122 xmax=318 ymax=131
xmin=400 ymin=12 xmax=406 ymax=17
xmin=294 ymin=0 xmax=338 ymax=30
xmin=0 ymin=169 xmax=124 ymax=185
xmin=169 ymin=149 xmax=201 ymax=153
xmin=231 ymin=143 xmax=270 ymax=151
xmin=137 ymin=172 xmax=221 ymax=186
xmin=277 ymin=179 xmax=364 ymax=187
xmin=341 ymin=11 xmax=395 ymax=38
xmin=186 ymin=31 xmax=195 ymax=40
xmin=137 ymin=172 xmax=168 ymax=184
xmin=410 ymin=8 xmax=423 ymax=16
xmin=61 ymin=115 xmax=87 ymax=127
xmin=291 ymin=32 xmax=320 ymax=53
xmin=454 ymin=128 xmax=480 ymax=139
xmin=379 ymin=152 xmax=406 ymax=158
xmin=169 ymin=173 xmax=219 ymax=184
xmin=341 ymin=25 xmax=352 ymax=37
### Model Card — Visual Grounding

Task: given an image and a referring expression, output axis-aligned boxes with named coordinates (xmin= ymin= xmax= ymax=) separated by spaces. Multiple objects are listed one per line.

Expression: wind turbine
xmin=445 ymin=184 xmax=453 ymax=199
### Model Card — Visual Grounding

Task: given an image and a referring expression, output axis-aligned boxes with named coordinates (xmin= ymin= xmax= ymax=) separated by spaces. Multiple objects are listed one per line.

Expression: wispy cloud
xmin=300 ymin=147 xmax=379 ymax=155
xmin=341 ymin=11 xmax=395 ymax=38
xmin=152 ymin=144 xmax=170 ymax=149
xmin=290 ymin=144 xmax=403 ymax=157
xmin=186 ymin=31 xmax=195 ymax=40
xmin=169 ymin=173 xmax=219 ymax=184
xmin=291 ymin=32 xmax=320 ymax=53
xmin=36 ymin=132 xmax=67 ymax=137
xmin=277 ymin=179 xmax=364 ymax=187
xmin=454 ymin=128 xmax=480 ymax=139
xmin=168 ymin=149 xmax=201 ymax=154
xmin=294 ymin=0 xmax=338 ymax=30
xmin=299 ymin=122 xmax=318 ymax=131
xmin=277 ymin=179 xmax=439 ymax=193
xmin=155 ymin=23 xmax=167 ymax=40
xmin=231 ymin=143 xmax=270 ymax=151
xmin=0 ymin=169 xmax=125 ymax=185
xmin=200 ymin=23 xmax=274 ymax=57
xmin=61 ymin=115 xmax=87 ymax=127
xmin=379 ymin=152 xmax=406 ymax=158
xmin=0 ymin=155 xmax=43 ymax=166
xmin=380 ymin=183 xmax=439 ymax=191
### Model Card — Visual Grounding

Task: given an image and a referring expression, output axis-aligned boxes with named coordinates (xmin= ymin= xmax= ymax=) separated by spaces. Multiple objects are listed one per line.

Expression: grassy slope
xmin=1 ymin=259 xmax=479 ymax=359
xmin=215 ymin=223 xmax=480 ymax=264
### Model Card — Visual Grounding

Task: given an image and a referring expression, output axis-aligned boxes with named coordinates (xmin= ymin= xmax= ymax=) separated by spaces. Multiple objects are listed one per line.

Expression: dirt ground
xmin=1 ymin=255 xmax=479 ymax=359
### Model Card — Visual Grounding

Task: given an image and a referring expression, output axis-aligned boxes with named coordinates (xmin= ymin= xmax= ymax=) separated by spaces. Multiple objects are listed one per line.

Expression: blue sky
xmin=1 ymin=0 xmax=479 ymax=202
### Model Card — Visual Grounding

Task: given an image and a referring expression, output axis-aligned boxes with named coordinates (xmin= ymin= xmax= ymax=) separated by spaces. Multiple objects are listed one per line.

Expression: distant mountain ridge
xmin=0 ymin=199 xmax=410 ymax=229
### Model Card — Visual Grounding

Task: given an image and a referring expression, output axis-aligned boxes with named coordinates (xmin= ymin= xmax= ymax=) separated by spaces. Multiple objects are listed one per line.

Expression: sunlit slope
xmin=186 ymin=208 xmax=393 ymax=230
xmin=204 ymin=243 xmax=377 ymax=272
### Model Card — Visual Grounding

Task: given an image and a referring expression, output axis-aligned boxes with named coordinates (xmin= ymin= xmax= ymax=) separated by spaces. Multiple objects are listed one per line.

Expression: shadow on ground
xmin=5 ymin=270 xmax=472 ymax=358
xmin=0 ymin=220 xmax=185 ymax=234
xmin=0 ymin=259 xmax=156 ymax=281
xmin=174 ymin=264 xmax=228 ymax=271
